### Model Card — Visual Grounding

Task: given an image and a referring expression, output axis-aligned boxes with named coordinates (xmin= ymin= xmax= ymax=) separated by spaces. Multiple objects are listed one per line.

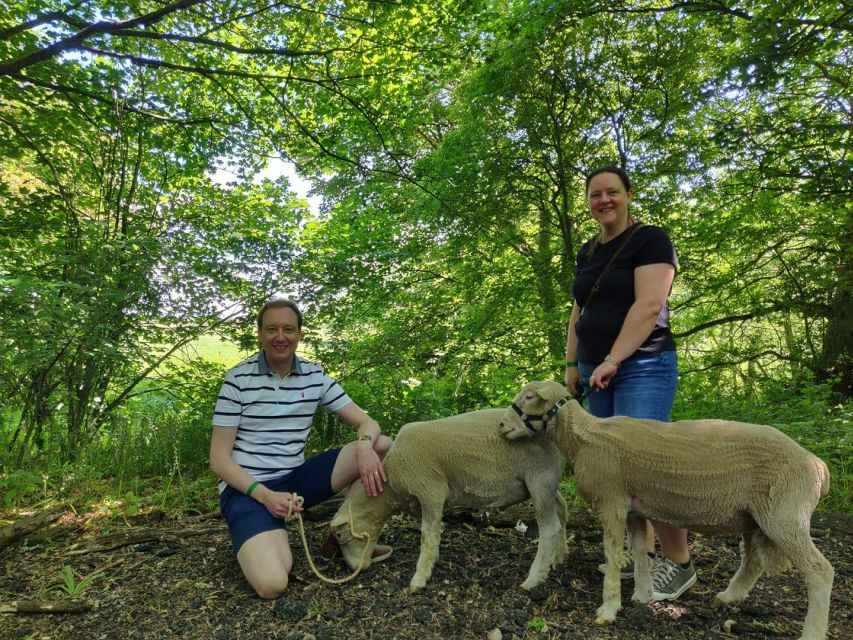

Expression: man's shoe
xmin=320 ymin=532 xmax=393 ymax=564
xmin=320 ymin=531 xmax=340 ymax=560
xmin=651 ymin=556 xmax=697 ymax=601
xmin=370 ymin=544 xmax=393 ymax=563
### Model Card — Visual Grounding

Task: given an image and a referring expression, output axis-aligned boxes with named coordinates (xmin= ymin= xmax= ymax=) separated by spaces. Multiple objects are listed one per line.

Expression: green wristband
xmin=565 ymin=361 xmax=578 ymax=367
xmin=246 ymin=480 xmax=260 ymax=497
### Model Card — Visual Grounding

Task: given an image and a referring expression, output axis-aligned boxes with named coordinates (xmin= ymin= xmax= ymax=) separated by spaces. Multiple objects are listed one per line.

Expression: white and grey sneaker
xmin=651 ymin=556 xmax=697 ymax=601
xmin=597 ymin=556 xmax=635 ymax=580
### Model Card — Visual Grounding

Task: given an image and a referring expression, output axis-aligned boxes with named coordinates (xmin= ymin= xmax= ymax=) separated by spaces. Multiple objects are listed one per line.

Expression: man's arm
xmin=209 ymin=426 xmax=302 ymax=516
xmin=336 ymin=401 xmax=381 ymax=442
xmin=334 ymin=401 xmax=386 ymax=490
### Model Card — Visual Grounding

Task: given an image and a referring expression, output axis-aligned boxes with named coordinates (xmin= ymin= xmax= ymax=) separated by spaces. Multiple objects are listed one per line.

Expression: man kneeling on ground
xmin=209 ymin=298 xmax=393 ymax=598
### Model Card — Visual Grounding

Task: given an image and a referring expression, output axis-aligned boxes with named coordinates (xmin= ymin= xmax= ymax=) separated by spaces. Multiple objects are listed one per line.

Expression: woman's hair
xmin=583 ymin=166 xmax=634 ymax=257
xmin=584 ymin=165 xmax=632 ymax=195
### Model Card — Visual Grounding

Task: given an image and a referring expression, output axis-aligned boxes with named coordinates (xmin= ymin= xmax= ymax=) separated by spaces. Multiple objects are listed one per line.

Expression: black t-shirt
xmin=572 ymin=223 xmax=677 ymax=364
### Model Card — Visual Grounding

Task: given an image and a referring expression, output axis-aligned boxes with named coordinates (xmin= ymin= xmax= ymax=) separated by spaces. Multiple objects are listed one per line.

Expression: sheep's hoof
xmin=713 ymin=592 xmax=737 ymax=607
xmin=520 ymin=578 xmax=540 ymax=591
xmin=594 ymin=605 xmax=617 ymax=625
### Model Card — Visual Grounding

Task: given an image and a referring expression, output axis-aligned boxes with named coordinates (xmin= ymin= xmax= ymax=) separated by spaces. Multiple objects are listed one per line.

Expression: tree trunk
xmin=0 ymin=508 xmax=65 ymax=552
xmin=0 ymin=600 xmax=91 ymax=614
xmin=820 ymin=221 xmax=852 ymax=397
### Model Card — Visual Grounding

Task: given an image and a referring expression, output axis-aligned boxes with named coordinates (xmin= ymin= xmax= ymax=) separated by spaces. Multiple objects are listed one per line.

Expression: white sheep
xmin=329 ymin=408 xmax=569 ymax=592
xmin=498 ymin=380 xmax=834 ymax=640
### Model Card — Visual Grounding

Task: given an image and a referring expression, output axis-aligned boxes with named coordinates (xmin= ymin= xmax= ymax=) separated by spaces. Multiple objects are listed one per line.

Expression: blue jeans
xmin=579 ymin=350 xmax=678 ymax=420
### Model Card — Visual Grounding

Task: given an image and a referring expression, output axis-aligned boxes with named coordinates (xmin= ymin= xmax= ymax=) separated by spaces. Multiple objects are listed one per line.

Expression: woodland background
xmin=0 ymin=0 xmax=850 ymax=517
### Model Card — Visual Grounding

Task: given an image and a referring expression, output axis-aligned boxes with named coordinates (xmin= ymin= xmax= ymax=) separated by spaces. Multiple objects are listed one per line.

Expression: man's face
xmin=257 ymin=306 xmax=302 ymax=370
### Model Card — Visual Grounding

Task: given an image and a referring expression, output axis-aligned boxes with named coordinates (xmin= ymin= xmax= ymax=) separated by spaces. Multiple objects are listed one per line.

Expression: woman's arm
xmin=588 ymin=262 xmax=675 ymax=389
xmin=564 ymin=302 xmax=582 ymax=395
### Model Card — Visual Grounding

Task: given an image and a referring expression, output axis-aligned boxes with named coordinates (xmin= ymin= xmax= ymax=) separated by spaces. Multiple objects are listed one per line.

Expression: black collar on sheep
xmin=511 ymin=396 xmax=571 ymax=432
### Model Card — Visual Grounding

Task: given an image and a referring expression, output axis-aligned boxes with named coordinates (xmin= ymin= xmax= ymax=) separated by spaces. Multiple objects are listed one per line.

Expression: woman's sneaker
xmin=651 ymin=556 xmax=697 ymax=600
xmin=597 ymin=556 xmax=635 ymax=580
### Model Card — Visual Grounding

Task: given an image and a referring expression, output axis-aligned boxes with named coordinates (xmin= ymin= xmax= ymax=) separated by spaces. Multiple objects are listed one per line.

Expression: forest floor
xmin=0 ymin=501 xmax=850 ymax=640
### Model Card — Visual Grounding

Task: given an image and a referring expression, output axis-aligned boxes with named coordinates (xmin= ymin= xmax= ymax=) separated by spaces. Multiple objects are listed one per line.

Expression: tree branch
xmin=0 ymin=0 xmax=207 ymax=76
xmin=0 ymin=0 xmax=87 ymax=41
xmin=7 ymin=73 xmax=219 ymax=125
xmin=681 ymin=349 xmax=819 ymax=375
xmin=110 ymin=28 xmax=340 ymax=58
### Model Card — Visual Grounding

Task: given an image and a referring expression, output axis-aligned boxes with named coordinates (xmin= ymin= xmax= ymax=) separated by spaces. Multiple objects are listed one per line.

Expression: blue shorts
xmin=579 ymin=350 xmax=678 ymax=421
xmin=219 ymin=448 xmax=342 ymax=553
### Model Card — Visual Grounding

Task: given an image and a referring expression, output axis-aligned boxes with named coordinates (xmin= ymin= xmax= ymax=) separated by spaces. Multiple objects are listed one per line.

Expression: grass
xmin=3 ymin=340 xmax=849 ymax=524
xmin=180 ymin=333 xmax=249 ymax=367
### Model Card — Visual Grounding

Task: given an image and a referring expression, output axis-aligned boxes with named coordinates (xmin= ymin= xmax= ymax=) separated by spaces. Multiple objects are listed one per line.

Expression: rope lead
xmin=286 ymin=493 xmax=373 ymax=585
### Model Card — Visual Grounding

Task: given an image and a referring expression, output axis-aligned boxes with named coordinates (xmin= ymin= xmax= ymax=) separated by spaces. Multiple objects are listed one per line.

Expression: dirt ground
xmin=0 ymin=502 xmax=850 ymax=640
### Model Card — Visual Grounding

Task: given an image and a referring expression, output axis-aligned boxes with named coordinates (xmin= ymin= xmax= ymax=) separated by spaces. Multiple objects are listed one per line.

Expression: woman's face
xmin=586 ymin=172 xmax=632 ymax=228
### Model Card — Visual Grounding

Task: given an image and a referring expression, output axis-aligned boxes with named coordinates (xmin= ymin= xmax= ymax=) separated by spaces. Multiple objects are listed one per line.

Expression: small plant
xmin=527 ymin=617 xmax=549 ymax=632
xmin=38 ymin=565 xmax=103 ymax=599
xmin=306 ymin=601 xmax=325 ymax=619
xmin=122 ymin=491 xmax=141 ymax=516
xmin=0 ymin=470 xmax=43 ymax=507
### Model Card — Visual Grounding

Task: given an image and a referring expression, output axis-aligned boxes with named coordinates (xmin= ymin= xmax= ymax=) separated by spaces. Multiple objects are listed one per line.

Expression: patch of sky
xmin=209 ymin=157 xmax=323 ymax=216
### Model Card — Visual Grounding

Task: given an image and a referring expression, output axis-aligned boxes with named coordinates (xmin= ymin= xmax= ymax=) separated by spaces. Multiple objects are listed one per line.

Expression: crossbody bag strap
xmin=584 ymin=222 xmax=643 ymax=309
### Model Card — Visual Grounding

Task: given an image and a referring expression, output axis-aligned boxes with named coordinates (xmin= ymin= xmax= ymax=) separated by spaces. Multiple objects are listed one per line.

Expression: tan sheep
xmin=498 ymin=380 xmax=834 ymax=640
xmin=330 ymin=408 xmax=569 ymax=592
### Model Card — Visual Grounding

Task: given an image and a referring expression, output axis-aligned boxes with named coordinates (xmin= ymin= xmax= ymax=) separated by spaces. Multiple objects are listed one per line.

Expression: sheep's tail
xmin=752 ymin=531 xmax=792 ymax=577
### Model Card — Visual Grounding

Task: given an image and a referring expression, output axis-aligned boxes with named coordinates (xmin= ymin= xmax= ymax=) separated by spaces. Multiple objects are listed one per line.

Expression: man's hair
xmin=257 ymin=298 xmax=303 ymax=330
xmin=584 ymin=165 xmax=632 ymax=195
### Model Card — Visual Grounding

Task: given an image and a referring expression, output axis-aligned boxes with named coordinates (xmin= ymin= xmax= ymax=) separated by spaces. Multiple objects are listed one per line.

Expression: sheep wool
xmin=498 ymin=380 xmax=834 ymax=640
xmin=330 ymin=408 xmax=569 ymax=592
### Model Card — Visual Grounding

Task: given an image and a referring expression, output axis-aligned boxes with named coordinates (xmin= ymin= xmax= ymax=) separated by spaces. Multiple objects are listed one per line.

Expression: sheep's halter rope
xmin=286 ymin=494 xmax=373 ymax=585
xmin=511 ymin=396 xmax=571 ymax=432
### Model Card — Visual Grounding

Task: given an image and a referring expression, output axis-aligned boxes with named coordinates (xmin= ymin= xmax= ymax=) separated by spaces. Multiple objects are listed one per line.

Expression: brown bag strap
xmin=584 ymin=222 xmax=643 ymax=309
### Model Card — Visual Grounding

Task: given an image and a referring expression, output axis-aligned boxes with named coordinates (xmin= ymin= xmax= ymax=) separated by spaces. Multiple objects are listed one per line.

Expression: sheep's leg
xmin=627 ymin=514 xmax=652 ymax=603
xmin=521 ymin=491 xmax=562 ymax=590
xmin=762 ymin=523 xmax=833 ymax=640
xmin=595 ymin=506 xmax=627 ymax=625
xmin=552 ymin=493 xmax=570 ymax=568
xmin=409 ymin=497 xmax=445 ymax=592
xmin=715 ymin=529 xmax=764 ymax=605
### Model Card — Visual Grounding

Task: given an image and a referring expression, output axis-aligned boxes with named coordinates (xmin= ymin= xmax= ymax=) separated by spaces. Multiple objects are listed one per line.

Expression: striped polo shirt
xmin=213 ymin=351 xmax=352 ymax=492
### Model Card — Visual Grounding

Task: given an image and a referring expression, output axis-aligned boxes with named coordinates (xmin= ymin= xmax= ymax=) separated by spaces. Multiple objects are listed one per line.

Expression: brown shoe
xmin=320 ymin=532 xmax=340 ymax=560
xmin=371 ymin=544 xmax=393 ymax=563
xmin=320 ymin=532 xmax=393 ymax=564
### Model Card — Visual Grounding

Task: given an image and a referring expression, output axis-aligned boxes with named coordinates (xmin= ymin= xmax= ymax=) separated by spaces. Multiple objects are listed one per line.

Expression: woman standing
xmin=564 ymin=166 xmax=695 ymax=601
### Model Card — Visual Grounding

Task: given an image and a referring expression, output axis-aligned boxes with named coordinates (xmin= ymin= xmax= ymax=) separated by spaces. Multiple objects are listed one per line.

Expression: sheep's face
xmin=498 ymin=380 xmax=568 ymax=440
xmin=330 ymin=500 xmax=384 ymax=570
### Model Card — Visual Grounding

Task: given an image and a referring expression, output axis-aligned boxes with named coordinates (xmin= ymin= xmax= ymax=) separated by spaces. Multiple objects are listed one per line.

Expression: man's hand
xmin=258 ymin=488 xmax=303 ymax=519
xmin=356 ymin=441 xmax=386 ymax=496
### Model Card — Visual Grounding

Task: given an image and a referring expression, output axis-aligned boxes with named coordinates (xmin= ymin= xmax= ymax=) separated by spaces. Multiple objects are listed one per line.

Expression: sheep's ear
xmin=529 ymin=381 xmax=549 ymax=402
xmin=330 ymin=505 xmax=349 ymax=529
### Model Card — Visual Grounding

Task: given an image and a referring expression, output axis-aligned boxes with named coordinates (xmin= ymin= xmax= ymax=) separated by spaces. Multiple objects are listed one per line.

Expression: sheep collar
xmin=511 ymin=396 xmax=571 ymax=433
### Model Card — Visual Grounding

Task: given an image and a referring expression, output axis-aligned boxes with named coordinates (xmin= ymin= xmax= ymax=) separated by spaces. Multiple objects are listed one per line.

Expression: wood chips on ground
xmin=0 ymin=503 xmax=850 ymax=640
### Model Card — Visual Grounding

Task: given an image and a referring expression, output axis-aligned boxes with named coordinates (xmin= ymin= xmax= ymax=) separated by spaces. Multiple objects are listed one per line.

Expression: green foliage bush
xmin=674 ymin=371 xmax=851 ymax=513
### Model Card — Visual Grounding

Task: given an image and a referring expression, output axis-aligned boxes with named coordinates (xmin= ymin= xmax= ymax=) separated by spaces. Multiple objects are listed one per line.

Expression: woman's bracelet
xmin=246 ymin=480 xmax=260 ymax=497
xmin=564 ymin=360 xmax=578 ymax=368
xmin=604 ymin=354 xmax=620 ymax=367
